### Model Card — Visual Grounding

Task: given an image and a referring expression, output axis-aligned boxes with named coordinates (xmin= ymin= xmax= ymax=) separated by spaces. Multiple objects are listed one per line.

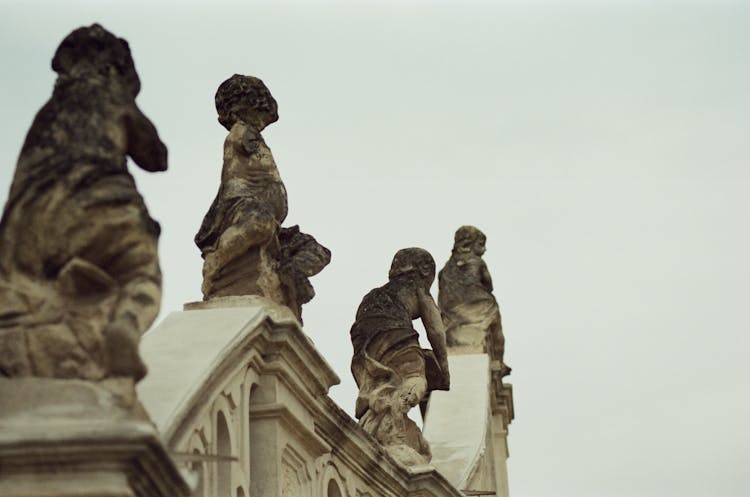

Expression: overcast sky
xmin=2 ymin=1 xmax=749 ymax=496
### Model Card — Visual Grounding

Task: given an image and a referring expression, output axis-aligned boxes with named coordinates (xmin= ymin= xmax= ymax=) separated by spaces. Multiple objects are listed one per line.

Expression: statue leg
xmin=382 ymin=344 xmax=430 ymax=460
xmin=202 ymin=207 xmax=277 ymax=286
xmin=74 ymin=206 xmax=161 ymax=380
xmin=105 ymin=243 xmax=159 ymax=380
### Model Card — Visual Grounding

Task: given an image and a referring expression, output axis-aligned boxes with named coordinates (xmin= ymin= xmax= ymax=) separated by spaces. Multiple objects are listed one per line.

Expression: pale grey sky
xmin=1 ymin=1 xmax=749 ymax=496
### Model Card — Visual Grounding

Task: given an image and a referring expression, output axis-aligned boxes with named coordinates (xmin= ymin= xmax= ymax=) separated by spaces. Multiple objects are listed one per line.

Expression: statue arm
xmin=480 ymin=260 xmax=493 ymax=292
xmin=124 ymin=105 xmax=167 ymax=172
xmin=240 ymin=126 xmax=261 ymax=155
xmin=418 ymin=288 xmax=450 ymax=389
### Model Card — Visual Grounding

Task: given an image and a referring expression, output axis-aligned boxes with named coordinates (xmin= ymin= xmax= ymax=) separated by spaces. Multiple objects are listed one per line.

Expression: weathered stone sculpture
xmin=195 ymin=75 xmax=329 ymax=321
xmin=350 ymin=248 xmax=450 ymax=466
xmin=0 ymin=24 xmax=167 ymax=385
xmin=438 ymin=226 xmax=510 ymax=376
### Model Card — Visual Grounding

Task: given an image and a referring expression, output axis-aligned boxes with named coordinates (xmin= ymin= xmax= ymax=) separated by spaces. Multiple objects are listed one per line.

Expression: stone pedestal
xmin=422 ymin=354 xmax=514 ymax=497
xmin=0 ymin=378 xmax=191 ymax=497
xmin=0 ymin=420 xmax=191 ymax=497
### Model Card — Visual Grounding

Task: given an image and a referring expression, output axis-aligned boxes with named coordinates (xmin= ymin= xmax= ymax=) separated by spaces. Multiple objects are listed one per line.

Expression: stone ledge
xmin=0 ymin=419 xmax=192 ymax=497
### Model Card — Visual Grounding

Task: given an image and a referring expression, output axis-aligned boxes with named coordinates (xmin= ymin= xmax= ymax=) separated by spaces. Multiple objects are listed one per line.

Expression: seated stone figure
xmin=350 ymin=248 xmax=450 ymax=466
xmin=195 ymin=75 xmax=330 ymax=321
xmin=438 ymin=226 xmax=510 ymax=376
xmin=196 ymin=74 xmax=288 ymax=303
xmin=0 ymin=24 xmax=167 ymax=383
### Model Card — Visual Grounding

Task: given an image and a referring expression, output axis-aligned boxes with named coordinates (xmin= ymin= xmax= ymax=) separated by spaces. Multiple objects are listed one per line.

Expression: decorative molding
xmin=281 ymin=445 xmax=311 ymax=497
xmin=249 ymin=403 xmax=330 ymax=457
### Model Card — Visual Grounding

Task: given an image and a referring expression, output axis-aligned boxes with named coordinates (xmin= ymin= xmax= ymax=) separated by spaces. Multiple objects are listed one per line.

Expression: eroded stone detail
xmin=350 ymin=248 xmax=450 ymax=466
xmin=279 ymin=225 xmax=332 ymax=320
xmin=282 ymin=462 xmax=300 ymax=497
xmin=438 ymin=226 xmax=510 ymax=376
xmin=195 ymin=75 xmax=329 ymax=322
xmin=0 ymin=24 xmax=166 ymax=386
xmin=281 ymin=445 xmax=311 ymax=497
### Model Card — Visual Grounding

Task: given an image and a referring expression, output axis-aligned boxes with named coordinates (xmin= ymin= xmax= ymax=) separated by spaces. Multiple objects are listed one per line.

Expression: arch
xmin=217 ymin=410 xmax=232 ymax=496
xmin=246 ymin=382 xmax=259 ymax=489
xmin=327 ymin=479 xmax=343 ymax=497
xmin=318 ymin=461 xmax=348 ymax=497
xmin=242 ymin=368 xmax=260 ymax=472
xmin=247 ymin=378 xmax=262 ymax=486
xmin=236 ymin=486 xmax=247 ymax=497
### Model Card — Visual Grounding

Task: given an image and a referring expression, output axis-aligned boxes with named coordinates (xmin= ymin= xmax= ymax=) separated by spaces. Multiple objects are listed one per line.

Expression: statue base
xmin=0 ymin=378 xmax=192 ymax=497
xmin=0 ymin=420 xmax=192 ymax=497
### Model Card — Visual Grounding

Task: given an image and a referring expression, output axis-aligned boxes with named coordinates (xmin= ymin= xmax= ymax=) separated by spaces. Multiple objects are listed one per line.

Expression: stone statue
xmin=350 ymin=248 xmax=450 ymax=466
xmin=0 ymin=24 xmax=166 ymax=384
xmin=195 ymin=74 xmax=329 ymax=322
xmin=438 ymin=226 xmax=510 ymax=376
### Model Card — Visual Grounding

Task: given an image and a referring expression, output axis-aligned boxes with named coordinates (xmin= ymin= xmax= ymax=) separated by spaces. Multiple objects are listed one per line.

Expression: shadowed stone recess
xmin=195 ymin=74 xmax=329 ymax=322
xmin=0 ymin=23 xmax=167 ymax=388
xmin=438 ymin=226 xmax=510 ymax=376
xmin=349 ymin=248 xmax=450 ymax=466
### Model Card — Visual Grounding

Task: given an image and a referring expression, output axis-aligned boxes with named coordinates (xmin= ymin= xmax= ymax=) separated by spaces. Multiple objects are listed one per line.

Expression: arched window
xmin=327 ymin=479 xmax=342 ymax=497
xmin=217 ymin=411 xmax=232 ymax=496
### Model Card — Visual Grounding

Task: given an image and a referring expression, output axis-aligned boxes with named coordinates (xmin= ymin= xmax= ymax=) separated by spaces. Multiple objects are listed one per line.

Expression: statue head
xmin=215 ymin=74 xmax=279 ymax=131
xmin=388 ymin=248 xmax=436 ymax=286
xmin=453 ymin=225 xmax=487 ymax=256
xmin=51 ymin=24 xmax=140 ymax=97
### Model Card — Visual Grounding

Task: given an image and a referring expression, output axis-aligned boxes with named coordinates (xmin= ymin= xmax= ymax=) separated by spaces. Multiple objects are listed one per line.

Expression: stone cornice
xmin=490 ymin=361 xmax=514 ymax=428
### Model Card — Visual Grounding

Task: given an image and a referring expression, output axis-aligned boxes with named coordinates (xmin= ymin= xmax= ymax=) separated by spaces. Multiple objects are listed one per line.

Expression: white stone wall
xmin=422 ymin=355 xmax=514 ymax=497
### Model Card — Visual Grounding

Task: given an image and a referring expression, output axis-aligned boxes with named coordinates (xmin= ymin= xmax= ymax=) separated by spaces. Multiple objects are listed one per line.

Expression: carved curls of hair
xmin=51 ymin=23 xmax=140 ymax=96
xmin=215 ymin=74 xmax=278 ymax=131
xmin=388 ymin=247 xmax=436 ymax=283
xmin=452 ymin=225 xmax=485 ymax=254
